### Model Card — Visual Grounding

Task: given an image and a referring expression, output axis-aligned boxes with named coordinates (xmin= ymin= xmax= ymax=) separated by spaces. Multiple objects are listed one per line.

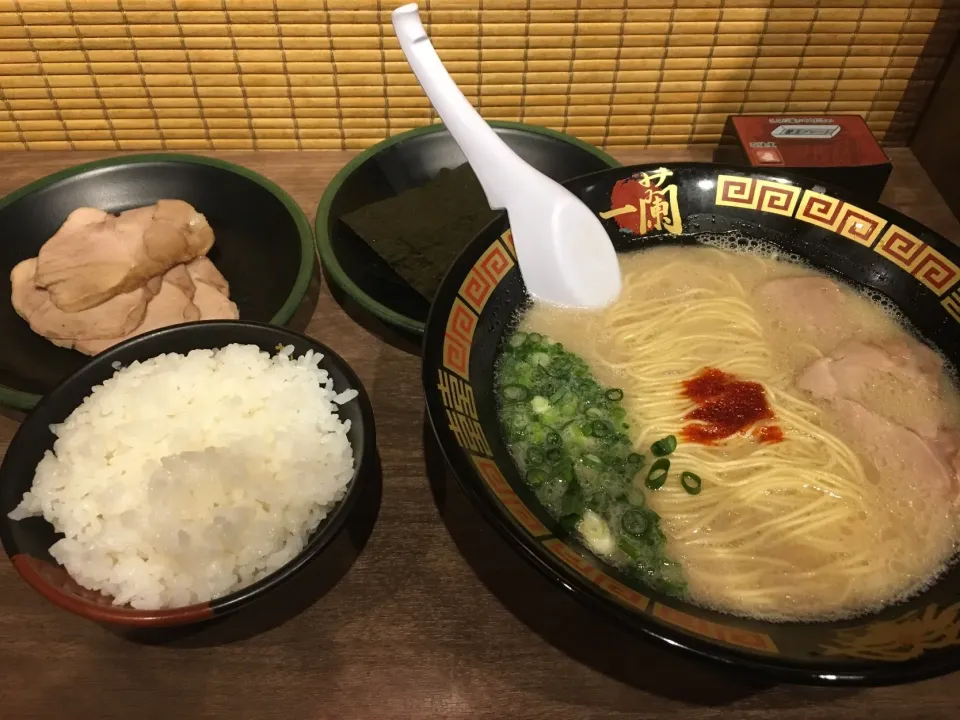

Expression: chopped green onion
xmin=651 ymin=435 xmax=677 ymax=457
xmin=645 ymin=458 xmax=670 ymax=490
xmin=526 ymin=468 xmax=548 ymax=486
xmin=510 ymin=415 xmax=529 ymax=431
xmin=499 ymin=328 xmax=686 ymax=598
xmin=502 ymin=384 xmax=528 ymax=402
xmin=621 ymin=509 xmax=649 ymax=538
xmin=618 ymin=539 xmax=644 ymax=562
xmin=561 ymin=479 xmax=585 ymax=518
xmin=530 ymin=396 xmax=550 ymax=414
xmin=586 ymin=495 xmax=612 ymax=517
xmin=680 ymin=471 xmax=703 ymax=495
xmin=559 ymin=513 xmax=580 ymax=533
xmin=557 ymin=418 xmax=576 ymax=432
xmin=591 ymin=420 xmax=610 ymax=437
xmin=581 ymin=454 xmax=604 ymax=470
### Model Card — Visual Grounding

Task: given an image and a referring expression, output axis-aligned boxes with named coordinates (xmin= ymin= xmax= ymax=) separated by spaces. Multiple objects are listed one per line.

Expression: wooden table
xmin=1 ymin=148 xmax=958 ymax=720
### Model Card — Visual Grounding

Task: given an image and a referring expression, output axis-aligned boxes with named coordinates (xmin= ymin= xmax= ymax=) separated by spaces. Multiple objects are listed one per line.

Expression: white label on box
xmin=771 ymin=124 xmax=841 ymax=139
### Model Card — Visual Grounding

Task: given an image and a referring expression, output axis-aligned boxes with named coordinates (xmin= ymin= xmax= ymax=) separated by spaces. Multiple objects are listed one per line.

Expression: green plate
xmin=314 ymin=122 xmax=620 ymax=338
xmin=0 ymin=153 xmax=314 ymax=410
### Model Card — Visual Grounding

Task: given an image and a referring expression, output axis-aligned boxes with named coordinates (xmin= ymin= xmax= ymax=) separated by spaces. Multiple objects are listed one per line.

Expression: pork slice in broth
xmin=798 ymin=340 xmax=944 ymax=439
xmin=829 ymin=398 xmax=959 ymax=507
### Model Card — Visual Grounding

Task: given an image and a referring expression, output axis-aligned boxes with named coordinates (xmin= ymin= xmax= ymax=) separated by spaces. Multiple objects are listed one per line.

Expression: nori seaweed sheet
xmin=340 ymin=164 xmax=499 ymax=301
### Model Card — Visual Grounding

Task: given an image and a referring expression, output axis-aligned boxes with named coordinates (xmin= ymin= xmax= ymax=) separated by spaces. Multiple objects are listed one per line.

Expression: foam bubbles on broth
xmin=503 ymin=234 xmax=960 ymax=622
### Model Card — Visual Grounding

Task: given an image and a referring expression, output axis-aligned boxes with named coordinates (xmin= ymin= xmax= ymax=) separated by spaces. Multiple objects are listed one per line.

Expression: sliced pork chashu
xmin=752 ymin=276 xmax=896 ymax=366
xmin=797 ymin=340 xmax=944 ymax=439
xmin=75 ymin=267 xmax=202 ymax=356
xmin=154 ymin=256 xmax=239 ymax=319
xmin=185 ymin=257 xmax=238 ymax=319
xmin=35 ymin=200 xmax=215 ymax=312
xmin=186 ymin=256 xmax=230 ymax=295
xmin=828 ymin=399 xmax=959 ymax=507
xmin=10 ymin=258 xmax=157 ymax=348
xmin=74 ymin=260 xmax=238 ymax=356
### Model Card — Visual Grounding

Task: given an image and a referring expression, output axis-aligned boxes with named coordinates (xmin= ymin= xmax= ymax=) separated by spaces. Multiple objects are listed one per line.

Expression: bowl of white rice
xmin=0 ymin=320 xmax=375 ymax=626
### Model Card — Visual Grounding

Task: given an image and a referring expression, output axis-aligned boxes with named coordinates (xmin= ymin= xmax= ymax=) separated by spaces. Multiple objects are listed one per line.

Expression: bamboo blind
xmin=0 ymin=0 xmax=957 ymax=152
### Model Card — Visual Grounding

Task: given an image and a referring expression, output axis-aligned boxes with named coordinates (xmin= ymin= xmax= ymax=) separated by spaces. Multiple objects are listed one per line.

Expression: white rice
xmin=8 ymin=343 xmax=358 ymax=610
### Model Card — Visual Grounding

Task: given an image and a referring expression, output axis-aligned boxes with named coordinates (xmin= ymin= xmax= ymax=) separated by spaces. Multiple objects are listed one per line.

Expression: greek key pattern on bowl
xmin=442 ymin=297 xmax=477 ymax=381
xmin=458 ymin=236 xmax=516 ymax=315
xmin=794 ymin=189 xmax=887 ymax=247
xmin=874 ymin=226 xmax=960 ymax=296
xmin=715 ymin=175 xmax=960 ymax=313
xmin=499 ymin=229 xmax=516 ymax=259
xmin=942 ymin=289 xmax=960 ymax=324
xmin=715 ymin=175 xmax=800 ymax=217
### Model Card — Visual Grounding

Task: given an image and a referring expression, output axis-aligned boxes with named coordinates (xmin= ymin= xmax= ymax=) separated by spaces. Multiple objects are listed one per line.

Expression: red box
xmin=714 ymin=114 xmax=892 ymax=201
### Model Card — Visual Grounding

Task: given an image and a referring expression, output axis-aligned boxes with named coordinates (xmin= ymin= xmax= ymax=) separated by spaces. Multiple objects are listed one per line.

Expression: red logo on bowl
xmin=602 ymin=168 xmax=683 ymax=236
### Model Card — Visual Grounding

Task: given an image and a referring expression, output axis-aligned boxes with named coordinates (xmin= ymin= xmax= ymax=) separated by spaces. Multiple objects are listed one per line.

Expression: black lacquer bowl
xmin=314 ymin=121 xmax=619 ymax=339
xmin=0 ymin=154 xmax=315 ymax=410
xmin=421 ymin=163 xmax=960 ymax=686
xmin=0 ymin=321 xmax=376 ymax=627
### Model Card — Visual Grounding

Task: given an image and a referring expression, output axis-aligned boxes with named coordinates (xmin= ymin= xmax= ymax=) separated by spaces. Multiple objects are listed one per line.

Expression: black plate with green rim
xmin=422 ymin=163 xmax=960 ymax=686
xmin=0 ymin=153 xmax=314 ymax=410
xmin=314 ymin=121 xmax=619 ymax=339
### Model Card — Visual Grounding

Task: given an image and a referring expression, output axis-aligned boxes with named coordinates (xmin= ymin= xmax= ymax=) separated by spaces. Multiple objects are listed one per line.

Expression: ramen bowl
xmin=421 ymin=163 xmax=960 ymax=686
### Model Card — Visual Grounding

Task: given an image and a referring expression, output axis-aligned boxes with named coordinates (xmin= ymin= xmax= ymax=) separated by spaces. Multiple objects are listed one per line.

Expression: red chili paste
xmin=680 ymin=368 xmax=783 ymax=445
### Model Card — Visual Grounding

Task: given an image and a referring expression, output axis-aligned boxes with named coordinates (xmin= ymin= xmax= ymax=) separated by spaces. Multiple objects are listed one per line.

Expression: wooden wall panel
xmin=0 ymin=0 xmax=957 ymax=151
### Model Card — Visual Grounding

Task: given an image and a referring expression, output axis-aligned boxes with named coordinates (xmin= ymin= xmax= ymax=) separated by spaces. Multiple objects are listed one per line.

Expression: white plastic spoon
xmin=392 ymin=3 xmax=621 ymax=309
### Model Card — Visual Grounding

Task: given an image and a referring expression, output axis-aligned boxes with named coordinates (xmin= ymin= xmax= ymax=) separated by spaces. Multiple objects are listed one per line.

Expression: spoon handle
xmin=392 ymin=3 xmax=521 ymax=209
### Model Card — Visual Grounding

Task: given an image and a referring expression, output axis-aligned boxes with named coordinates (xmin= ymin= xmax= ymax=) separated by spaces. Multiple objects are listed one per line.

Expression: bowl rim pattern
xmin=421 ymin=161 xmax=960 ymax=686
